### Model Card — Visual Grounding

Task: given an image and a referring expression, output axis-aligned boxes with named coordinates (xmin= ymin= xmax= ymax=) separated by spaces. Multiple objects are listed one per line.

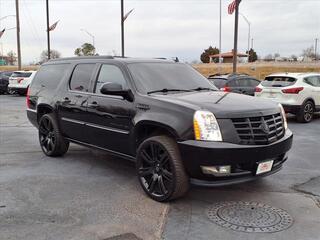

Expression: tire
xmin=296 ymin=101 xmax=314 ymax=123
xmin=38 ymin=113 xmax=69 ymax=157
xmin=136 ymin=135 xmax=189 ymax=202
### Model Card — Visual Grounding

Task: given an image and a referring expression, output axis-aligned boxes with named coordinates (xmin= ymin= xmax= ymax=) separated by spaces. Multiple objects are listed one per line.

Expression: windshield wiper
xmin=188 ymin=87 xmax=217 ymax=92
xmin=147 ymin=88 xmax=191 ymax=94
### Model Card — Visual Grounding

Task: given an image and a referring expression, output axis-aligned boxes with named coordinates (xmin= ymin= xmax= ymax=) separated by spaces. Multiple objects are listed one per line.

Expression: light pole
xmin=219 ymin=0 xmax=222 ymax=65
xmin=80 ymin=29 xmax=95 ymax=53
xmin=240 ymin=12 xmax=251 ymax=62
xmin=0 ymin=15 xmax=17 ymax=63
xmin=315 ymin=38 xmax=318 ymax=62
xmin=15 ymin=0 xmax=21 ymax=70
xmin=120 ymin=0 xmax=134 ymax=57
xmin=0 ymin=15 xmax=16 ymax=21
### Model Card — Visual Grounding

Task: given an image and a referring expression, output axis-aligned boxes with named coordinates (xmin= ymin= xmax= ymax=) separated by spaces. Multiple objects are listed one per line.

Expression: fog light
xmin=201 ymin=165 xmax=231 ymax=176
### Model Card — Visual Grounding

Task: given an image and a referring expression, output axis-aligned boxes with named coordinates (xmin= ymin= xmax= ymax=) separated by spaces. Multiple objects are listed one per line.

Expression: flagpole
xmin=121 ymin=0 xmax=124 ymax=57
xmin=15 ymin=0 xmax=21 ymax=70
xmin=46 ymin=0 xmax=51 ymax=60
xmin=219 ymin=0 xmax=222 ymax=70
xmin=232 ymin=0 xmax=240 ymax=73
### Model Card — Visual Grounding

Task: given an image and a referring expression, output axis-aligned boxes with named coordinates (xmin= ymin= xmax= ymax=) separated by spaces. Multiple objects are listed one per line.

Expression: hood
xmin=151 ymin=91 xmax=280 ymax=118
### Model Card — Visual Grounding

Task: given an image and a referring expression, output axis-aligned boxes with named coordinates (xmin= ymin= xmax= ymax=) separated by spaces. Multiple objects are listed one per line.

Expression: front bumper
xmin=178 ymin=130 xmax=293 ymax=186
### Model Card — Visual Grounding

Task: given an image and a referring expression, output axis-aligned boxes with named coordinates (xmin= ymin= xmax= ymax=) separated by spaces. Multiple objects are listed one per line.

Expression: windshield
xmin=127 ymin=63 xmax=217 ymax=94
xmin=261 ymin=76 xmax=297 ymax=87
xmin=11 ymin=72 xmax=33 ymax=78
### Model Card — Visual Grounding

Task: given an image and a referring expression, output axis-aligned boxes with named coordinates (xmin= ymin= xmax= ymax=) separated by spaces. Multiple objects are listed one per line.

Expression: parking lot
xmin=1 ymin=94 xmax=320 ymax=240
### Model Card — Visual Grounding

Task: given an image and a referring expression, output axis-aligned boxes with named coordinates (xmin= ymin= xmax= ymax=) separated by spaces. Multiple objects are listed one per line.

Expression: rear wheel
xmin=297 ymin=101 xmax=314 ymax=123
xmin=136 ymin=135 xmax=189 ymax=202
xmin=38 ymin=113 xmax=69 ymax=157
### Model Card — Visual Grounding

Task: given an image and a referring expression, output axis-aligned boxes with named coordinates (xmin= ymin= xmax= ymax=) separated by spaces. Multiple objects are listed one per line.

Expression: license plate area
xmin=256 ymin=160 xmax=274 ymax=175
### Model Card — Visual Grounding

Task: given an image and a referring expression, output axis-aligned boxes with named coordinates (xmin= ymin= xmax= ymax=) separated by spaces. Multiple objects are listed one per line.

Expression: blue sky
xmin=0 ymin=0 xmax=319 ymax=64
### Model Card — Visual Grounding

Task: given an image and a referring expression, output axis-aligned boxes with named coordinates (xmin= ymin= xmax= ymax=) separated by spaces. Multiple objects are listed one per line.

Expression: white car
xmin=255 ymin=73 xmax=320 ymax=123
xmin=8 ymin=70 xmax=37 ymax=95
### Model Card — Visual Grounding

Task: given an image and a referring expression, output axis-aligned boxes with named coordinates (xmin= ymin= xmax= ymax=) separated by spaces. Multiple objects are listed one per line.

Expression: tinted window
xmin=11 ymin=72 xmax=32 ymax=78
xmin=70 ymin=64 xmax=95 ymax=92
xmin=261 ymin=76 xmax=296 ymax=87
xmin=236 ymin=78 xmax=260 ymax=87
xmin=249 ymin=79 xmax=260 ymax=87
xmin=95 ymin=64 xmax=127 ymax=93
xmin=32 ymin=64 xmax=69 ymax=89
xmin=227 ymin=79 xmax=239 ymax=87
xmin=128 ymin=63 xmax=217 ymax=94
xmin=304 ymin=76 xmax=320 ymax=87
xmin=210 ymin=78 xmax=227 ymax=89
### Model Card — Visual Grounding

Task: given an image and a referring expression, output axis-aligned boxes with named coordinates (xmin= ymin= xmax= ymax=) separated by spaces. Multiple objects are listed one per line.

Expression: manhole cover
xmin=207 ymin=201 xmax=293 ymax=233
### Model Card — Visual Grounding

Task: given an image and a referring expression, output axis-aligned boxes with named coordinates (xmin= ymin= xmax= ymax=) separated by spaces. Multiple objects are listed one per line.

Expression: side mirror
xmin=100 ymin=82 xmax=133 ymax=101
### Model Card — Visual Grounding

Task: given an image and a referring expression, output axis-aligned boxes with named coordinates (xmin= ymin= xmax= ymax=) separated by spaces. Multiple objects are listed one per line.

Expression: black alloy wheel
xmin=38 ymin=113 xmax=69 ymax=157
xmin=137 ymin=135 xmax=189 ymax=202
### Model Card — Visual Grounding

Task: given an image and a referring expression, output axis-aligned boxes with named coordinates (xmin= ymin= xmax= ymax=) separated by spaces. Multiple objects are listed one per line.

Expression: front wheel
xmin=38 ymin=113 xmax=69 ymax=157
xmin=297 ymin=101 xmax=314 ymax=123
xmin=136 ymin=135 xmax=189 ymax=202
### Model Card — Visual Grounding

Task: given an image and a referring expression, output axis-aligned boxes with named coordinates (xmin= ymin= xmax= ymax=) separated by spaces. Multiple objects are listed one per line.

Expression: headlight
xmin=278 ymin=103 xmax=288 ymax=130
xmin=193 ymin=110 xmax=222 ymax=141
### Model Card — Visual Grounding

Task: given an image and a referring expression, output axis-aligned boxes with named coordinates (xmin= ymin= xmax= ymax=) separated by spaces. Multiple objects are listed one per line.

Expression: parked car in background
xmin=0 ymin=71 xmax=13 ymax=94
xmin=208 ymin=73 xmax=261 ymax=96
xmin=255 ymin=73 xmax=320 ymax=123
xmin=26 ymin=56 xmax=292 ymax=202
xmin=8 ymin=70 xmax=37 ymax=95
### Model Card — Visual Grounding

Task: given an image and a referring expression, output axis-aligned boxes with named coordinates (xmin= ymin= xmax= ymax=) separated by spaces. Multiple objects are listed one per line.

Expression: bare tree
xmin=7 ymin=51 xmax=17 ymax=65
xmin=302 ymin=46 xmax=315 ymax=58
xmin=40 ymin=49 xmax=61 ymax=63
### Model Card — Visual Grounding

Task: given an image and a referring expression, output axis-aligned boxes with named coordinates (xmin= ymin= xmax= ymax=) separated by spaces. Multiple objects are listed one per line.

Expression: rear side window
xmin=210 ymin=78 xmax=227 ymax=89
xmin=227 ymin=79 xmax=239 ymax=87
xmin=11 ymin=72 xmax=32 ymax=78
xmin=32 ymin=64 xmax=69 ymax=89
xmin=237 ymin=78 xmax=260 ymax=87
xmin=304 ymin=76 xmax=320 ymax=87
xmin=70 ymin=64 xmax=96 ymax=92
xmin=95 ymin=64 xmax=127 ymax=93
xmin=261 ymin=76 xmax=297 ymax=87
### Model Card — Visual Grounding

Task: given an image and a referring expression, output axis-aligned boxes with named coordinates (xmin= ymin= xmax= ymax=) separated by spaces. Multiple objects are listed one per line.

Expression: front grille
xmin=231 ymin=113 xmax=285 ymax=145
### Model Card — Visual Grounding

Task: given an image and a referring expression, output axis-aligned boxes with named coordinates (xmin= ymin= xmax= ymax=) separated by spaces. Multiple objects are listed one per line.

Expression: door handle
xmin=63 ymin=97 xmax=71 ymax=103
xmin=88 ymin=102 xmax=99 ymax=108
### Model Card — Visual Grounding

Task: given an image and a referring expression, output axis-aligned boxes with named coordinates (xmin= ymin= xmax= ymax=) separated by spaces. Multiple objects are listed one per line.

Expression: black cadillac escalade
xmin=27 ymin=56 xmax=293 ymax=202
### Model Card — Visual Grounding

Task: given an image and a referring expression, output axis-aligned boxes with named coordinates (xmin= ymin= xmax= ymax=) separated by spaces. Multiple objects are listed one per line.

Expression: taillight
xmin=220 ymin=87 xmax=231 ymax=92
xmin=26 ymin=87 xmax=31 ymax=109
xmin=282 ymin=87 xmax=304 ymax=94
xmin=255 ymin=87 xmax=263 ymax=93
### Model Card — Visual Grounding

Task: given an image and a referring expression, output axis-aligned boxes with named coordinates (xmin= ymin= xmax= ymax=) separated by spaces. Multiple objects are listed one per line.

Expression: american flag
xmin=48 ymin=21 xmax=59 ymax=32
xmin=0 ymin=28 xmax=5 ymax=39
xmin=228 ymin=0 xmax=241 ymax=15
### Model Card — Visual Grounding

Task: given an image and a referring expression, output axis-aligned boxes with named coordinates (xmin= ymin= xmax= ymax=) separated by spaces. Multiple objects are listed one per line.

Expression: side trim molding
xmin=61 ymin=117 xmax=129 ymax=134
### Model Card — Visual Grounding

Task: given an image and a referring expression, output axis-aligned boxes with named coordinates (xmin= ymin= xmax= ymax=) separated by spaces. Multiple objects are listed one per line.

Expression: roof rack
xmin=49 ymin=55 xmax=114 ymax=62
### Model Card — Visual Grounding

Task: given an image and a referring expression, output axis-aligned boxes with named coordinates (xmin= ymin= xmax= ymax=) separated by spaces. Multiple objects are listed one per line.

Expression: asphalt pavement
xmin=0 ymin=94 xmax=319 ymax=240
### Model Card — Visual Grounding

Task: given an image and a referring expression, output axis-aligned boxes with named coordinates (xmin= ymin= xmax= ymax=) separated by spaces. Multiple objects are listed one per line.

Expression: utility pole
xmin=121 ymin=0 xmax=124 ymax=57
xmin=315 ymin=38 xmax=318 ymax=62
xmin=15 ymin=0 xmax=21 ymax=70
xmin=232 ymin=0 xmax=241 ymax=73
xmin=219 ymin=0 xmax=222 ymax=65
xmin=46 ymin=0 xmax=51 ymax=60
xmin=251 ymin=38 xmax=254 ymax=49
